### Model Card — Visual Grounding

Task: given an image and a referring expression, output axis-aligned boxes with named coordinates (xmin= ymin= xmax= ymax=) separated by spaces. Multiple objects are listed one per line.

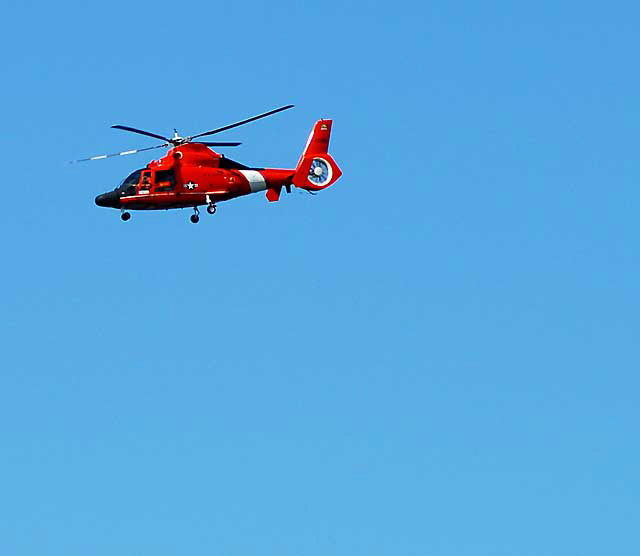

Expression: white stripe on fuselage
xmin=239 ymin=170 xmax=267 ymax=193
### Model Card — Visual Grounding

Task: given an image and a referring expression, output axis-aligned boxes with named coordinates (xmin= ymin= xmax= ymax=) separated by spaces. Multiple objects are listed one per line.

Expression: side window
xmin=155 ymin=169 xmax=176 ymax=192
xmin=140 ymin=170 xmax=152 ymax=191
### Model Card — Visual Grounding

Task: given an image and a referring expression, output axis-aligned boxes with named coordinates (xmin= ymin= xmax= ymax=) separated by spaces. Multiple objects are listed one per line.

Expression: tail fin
xmin=292 ymin=119 xmax=342 ymax=191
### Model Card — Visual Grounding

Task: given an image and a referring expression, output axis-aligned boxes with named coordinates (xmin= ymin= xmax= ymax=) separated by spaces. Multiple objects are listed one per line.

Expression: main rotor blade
xmin=190 ymin=104 xmax=294 ymax=140
xmin=70 ymin=143 xmax=168 ymax=163
xmin=200 ymin=141 xmax=242 ymax=147
xmin=111 ymin=125 xmax=170 ymax=142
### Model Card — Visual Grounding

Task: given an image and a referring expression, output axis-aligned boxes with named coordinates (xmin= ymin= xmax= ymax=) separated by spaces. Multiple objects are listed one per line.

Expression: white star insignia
xmin=184 ymin=181 xmax=198 ymax=190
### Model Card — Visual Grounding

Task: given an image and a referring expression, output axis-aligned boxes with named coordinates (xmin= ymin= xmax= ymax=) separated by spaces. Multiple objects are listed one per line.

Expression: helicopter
xmin=75 ymin=105 xmax=343 ymax=223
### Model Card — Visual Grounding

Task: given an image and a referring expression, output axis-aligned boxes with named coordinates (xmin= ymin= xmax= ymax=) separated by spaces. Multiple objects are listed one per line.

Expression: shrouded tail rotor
xmin=292 ymin=120 xmax=342 ymax=191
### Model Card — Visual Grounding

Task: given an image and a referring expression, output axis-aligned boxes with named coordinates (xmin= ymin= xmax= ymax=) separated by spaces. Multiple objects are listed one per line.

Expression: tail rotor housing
xmin=292 ymin=120 xmax=342 ymax=191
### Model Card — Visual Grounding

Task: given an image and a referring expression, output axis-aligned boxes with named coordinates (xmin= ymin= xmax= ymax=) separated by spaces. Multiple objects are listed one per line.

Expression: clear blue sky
xmin=1 ymin=1 xmax=639 ymax=555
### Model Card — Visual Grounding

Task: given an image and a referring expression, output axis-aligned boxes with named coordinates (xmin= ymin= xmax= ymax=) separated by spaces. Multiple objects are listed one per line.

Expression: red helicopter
xmin=76 ymin=105 xmax=342 ymax=223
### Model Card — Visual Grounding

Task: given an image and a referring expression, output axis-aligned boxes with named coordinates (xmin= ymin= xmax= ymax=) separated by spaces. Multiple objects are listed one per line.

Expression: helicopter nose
xmin=95 ymin=191 xmax=121 ymax=208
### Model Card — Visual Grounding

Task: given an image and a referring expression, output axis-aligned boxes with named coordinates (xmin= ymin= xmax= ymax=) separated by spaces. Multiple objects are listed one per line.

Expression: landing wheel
xmin=190 ymin=206 xmax=200 ymax=223
xmin=121 ymin=212 xmax=131 ymax=221
xmin=207 ymin=204 xmax=217 ymax=215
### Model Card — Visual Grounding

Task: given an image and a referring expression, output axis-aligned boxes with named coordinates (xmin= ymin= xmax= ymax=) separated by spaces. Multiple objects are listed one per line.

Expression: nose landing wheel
xmin=190 ymin=207 xmax=200 ymax=224
xmin=121 ymin=211 xmax=131 ymax=221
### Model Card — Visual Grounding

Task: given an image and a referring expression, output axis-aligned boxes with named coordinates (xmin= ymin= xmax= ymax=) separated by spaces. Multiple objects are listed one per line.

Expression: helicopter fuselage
xmin=95 ymin=143 xmax=294 ymax=211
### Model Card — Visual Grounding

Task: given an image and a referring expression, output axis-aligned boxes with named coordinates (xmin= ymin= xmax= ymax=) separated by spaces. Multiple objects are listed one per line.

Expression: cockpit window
xmin=121 ymin=169 xmax=143 ymax=188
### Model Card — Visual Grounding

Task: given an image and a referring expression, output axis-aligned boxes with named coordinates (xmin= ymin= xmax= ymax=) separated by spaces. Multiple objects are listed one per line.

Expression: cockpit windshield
xmin=118 ymin=169 xmax=143 ymax=189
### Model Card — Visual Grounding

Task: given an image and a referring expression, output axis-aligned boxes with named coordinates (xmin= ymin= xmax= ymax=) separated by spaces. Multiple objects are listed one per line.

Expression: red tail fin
xmin=292 ymin=119 xmax=342 ymax=191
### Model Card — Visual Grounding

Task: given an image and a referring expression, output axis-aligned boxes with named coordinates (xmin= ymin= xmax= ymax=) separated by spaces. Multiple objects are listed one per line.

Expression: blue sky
xmin=1 ymin=1 xmax=639 ymax=555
